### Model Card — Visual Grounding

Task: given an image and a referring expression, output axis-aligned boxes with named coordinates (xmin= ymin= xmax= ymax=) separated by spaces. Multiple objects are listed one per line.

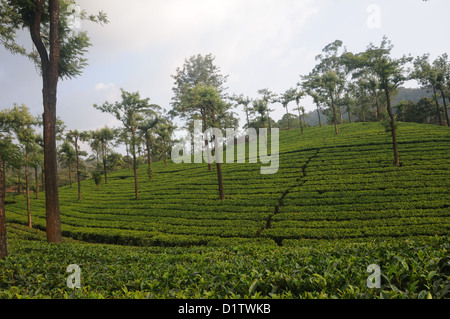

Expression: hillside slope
xmin=5 ymin=122 xmax=450 ymax=246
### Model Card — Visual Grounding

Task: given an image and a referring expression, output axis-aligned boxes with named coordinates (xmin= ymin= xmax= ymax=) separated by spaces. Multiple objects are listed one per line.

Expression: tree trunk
xmin=68 ymin=160 xmax=72 ymax=188
xmin=146 ymin=135 xmax=152 ymax=180
xmin=285 ymin=105 xmax=291 ymax=130
xmin=245 ymin=107 xmax=250 ymax=129
xmin=25 ymin=149 xmax=32 ymax=228
xmin=330 ymin=94 xmax=339 ymax=135
xmin=75 ymin=137 xmax=81 ymax=200
xmin=385 ymin=89 xmax=400 ymax=167
xmin=0 ymin=150 xmax=8 ymax=258
xmin=163 ymin=139 xmax=168 ymax=168
xmin=432 ymin=86 xmax=443 ymax=125
xmin=211 ymin=111 xmax=225 ymax=200
xmin=202 ymin=110 xmax=212 ymax=171
xmin=298 ymin=107 xmax=304 ymax=134
xmin=131 ymin=130 xmax=139 ymax=200
xmin=439 ymin=89 xmax=449 ymax=126
xmin=35 ymin=166 xmax=39 ymax=200
xmin=317 ymin=107 xmax=322 ymax=127
xmin=30 ymin=0 xmax=62 ymax=243
xmin=102 ymin=142 xmax=108 ymax=184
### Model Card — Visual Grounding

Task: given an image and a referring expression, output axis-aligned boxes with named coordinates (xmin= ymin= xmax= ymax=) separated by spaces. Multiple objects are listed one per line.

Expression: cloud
xmin=95 ymin=82 xmax=115 ymax=90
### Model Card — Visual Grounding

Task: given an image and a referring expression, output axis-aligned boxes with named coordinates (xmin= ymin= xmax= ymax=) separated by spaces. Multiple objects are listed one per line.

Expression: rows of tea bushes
xmin=0 ymin=234 xmax=448 ymax=299
xmin=4 ymin=122 xmax=450 ymax=246
xmin=260 ymin=124 xmax=449 ymax=244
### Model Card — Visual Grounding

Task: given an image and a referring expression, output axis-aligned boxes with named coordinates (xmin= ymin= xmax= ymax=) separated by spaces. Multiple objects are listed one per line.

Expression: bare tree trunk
xmin=34 ymin=166 xmax=39 ymax=200
xmin=212 ymin=111 xmax=225 ymax=200
xmin=330 ymin=94 xmax=339 ymax=135
xmin=202 ymin=110 xmax=212 ymax=171
xmin=385 ymin=89 xmax=400 ymax=167
xmin=75 ymin=136 xmax=81 ymax=201
xmin=0 ymin=150 xmax=8 ymax=258
xmin=102 ymin=141 xmax=108 ymax=184
xmin=317 ymin=106 xmax=322 ymax=127
xmin=25 ymin=149 xmax=32 ymax=228
xmin=285 ymin=105 xmax=291 ymax=130
xmin=68 ymin=161 xmax=72 ymax=188
xmin=131 ymin=130 xmax=139 ymax=200
xmin=145 ymin=135 xmax=152 ymax=180
xmin=245 ymin=107 xmax=250 ymax=129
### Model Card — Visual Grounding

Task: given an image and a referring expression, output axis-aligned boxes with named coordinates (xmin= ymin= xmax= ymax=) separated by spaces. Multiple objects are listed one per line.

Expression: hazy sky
xmin=1 ymin=0 xmax=449 ymax=135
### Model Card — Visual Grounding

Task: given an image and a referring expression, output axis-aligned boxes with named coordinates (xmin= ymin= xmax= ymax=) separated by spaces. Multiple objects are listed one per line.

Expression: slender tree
xmin=257 ymin=89 xmax=276 ymax=131
xmin=155 ymin=118 xmax=176 ymax=168
xmin=183 ymin=85 xmax=233 ymax=200
xmin=92 ymin=127 xmax=115 ymax=184
xmin=66 ymin=130 xmax=88 ymax=200
xmin=230 ymin=94 xmax=252 ymax=129
xmin=350 ymin=36 xmax=412 ymax=167
xmin=0 ymin=105 xmax=37 ymax=228
xmin=58 ymin=140 xmax=76 ymax=187
xmin=275 ymin=88 xmax=297 ymax=130
xmin=94 ymin=89 xmax=152 ymax=200
xmin=138 ymin=114 xmax=160 ymax=180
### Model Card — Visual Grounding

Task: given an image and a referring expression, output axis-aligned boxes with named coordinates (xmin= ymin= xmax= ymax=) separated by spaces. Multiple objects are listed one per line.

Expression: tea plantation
xmin=1 ymin=122 xmax=449 ymax=299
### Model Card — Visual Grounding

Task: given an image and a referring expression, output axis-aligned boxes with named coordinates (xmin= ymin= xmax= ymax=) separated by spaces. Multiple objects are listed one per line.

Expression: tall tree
xmin=257 ymin=89 xmax=276 ymax=131
xmin=155 ymin=117 xmax=176 ymax=168
xmin=182 ymin=85 xmax=233 ymax=200
xmin=230 ymin=94 xmax=252 ymax=129
xmin=350 ymin=36 xmax=412 ymax=167
xmin=275 ymin=88 xmax=297 ymax=130
xmin=0 ymin=0 xmax=107 ymax=243
xmin=411 ymin=54 xmax=445 ymax=126
xmin=433 ymin=54 xmax=450 ymax=126
xmin=92 ymin=127 xmax=115 ymax=184
xmin=138 ymin=111 xmax=160 ymax=180
xmin=94 ymin=89 xmax=152 ymax=200
xmin=0 ymin=105 xmax=37 ymax=228
xmin=58 ymin=140 xmax=76 ymax=187
xmin=171 ymin=53 xmax=228 ymax=172
xmin=66 ymin=130 xmax=89 ymax=200
xmin=302 ymin=40 xmax=348 ymax=135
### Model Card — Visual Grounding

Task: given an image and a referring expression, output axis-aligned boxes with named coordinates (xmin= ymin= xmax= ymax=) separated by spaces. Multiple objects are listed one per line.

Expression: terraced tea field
xmin=4 ymin=122 xmax=450 ymax=247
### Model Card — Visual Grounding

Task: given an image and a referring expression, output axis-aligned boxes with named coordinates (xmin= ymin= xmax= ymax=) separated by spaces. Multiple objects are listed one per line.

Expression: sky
xmin=1 ymin=0 xmax=449 ymax=142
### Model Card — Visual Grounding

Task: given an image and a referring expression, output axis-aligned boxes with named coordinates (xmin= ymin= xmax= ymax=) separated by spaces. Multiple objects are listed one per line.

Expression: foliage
xmin=0 ymin=235 xmax=448 ymax=299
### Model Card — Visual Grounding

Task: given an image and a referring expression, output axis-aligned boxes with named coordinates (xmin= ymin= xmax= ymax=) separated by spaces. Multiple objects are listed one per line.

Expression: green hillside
xmin=4 ymin=122 xmax=450 ymax=247
xmin=2 ymin=122 xmax=450 ymax=299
